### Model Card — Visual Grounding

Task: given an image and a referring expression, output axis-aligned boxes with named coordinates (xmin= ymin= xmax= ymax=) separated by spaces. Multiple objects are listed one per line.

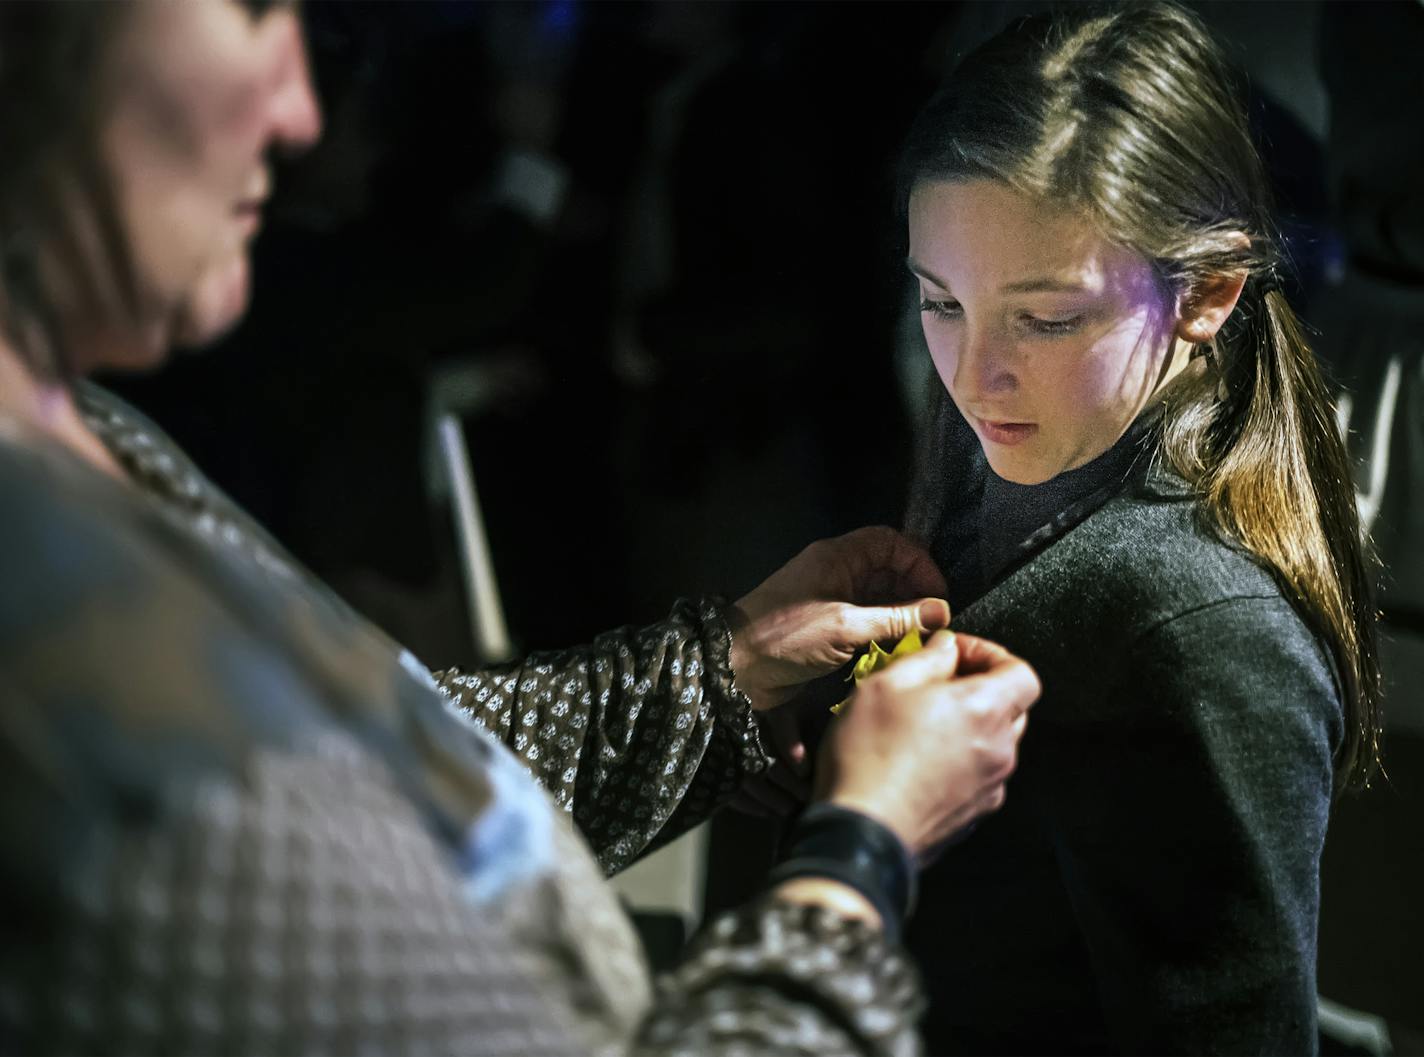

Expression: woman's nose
xmin=267 ymin=13 xmax=323 ymax=152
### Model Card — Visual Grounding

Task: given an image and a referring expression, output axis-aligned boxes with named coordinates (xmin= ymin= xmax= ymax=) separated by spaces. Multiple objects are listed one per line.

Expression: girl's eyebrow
xmin=907 ymin=258 xmax=1089 ymax=296
xmin=905 ymin=258 xmax=948 ymax=288
xmin=1000 ymin=276 xmax=1089 ymax=294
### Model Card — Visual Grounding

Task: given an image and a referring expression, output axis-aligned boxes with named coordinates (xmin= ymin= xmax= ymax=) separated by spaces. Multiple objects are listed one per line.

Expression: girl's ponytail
xmin=1168 ymin=277 xmax=1381 ymax=789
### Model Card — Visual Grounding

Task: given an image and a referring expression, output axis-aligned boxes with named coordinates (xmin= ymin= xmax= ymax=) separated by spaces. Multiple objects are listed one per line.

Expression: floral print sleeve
xmin=434 ymin=597 xmax=773 ymax=873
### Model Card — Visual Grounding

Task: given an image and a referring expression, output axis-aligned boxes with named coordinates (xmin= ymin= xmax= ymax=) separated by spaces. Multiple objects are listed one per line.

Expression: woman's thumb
xmin=842 ymin=597 xmax=950 ymax=645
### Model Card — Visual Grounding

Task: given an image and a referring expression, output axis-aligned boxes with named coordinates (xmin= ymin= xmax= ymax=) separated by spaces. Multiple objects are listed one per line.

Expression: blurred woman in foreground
xmin=0 ymin=3 xmax=1038 ymax=1054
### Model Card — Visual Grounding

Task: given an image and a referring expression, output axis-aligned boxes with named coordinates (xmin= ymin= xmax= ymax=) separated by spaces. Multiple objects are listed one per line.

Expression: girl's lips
xmin=974 ymin=417 xmax=1039 ymax=446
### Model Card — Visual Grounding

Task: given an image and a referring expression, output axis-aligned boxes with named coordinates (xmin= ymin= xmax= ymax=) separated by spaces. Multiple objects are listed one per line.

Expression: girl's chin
xmin=983 ymin=448 xmax=1059 ymax=486
xmin=172 ymin=252 xmax=252 ymax=349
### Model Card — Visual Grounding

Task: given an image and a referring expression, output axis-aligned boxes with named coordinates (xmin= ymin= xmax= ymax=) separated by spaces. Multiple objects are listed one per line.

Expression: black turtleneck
xmin=978 ymin=423 xmax=1152 ymax=584
xmin=932 ymin=413 xmax=1157 ymax=613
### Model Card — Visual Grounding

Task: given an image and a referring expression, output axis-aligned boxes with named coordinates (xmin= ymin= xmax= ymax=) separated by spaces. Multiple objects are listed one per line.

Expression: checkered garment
xmin=0 ymin=385 xmax=922 ymax=1056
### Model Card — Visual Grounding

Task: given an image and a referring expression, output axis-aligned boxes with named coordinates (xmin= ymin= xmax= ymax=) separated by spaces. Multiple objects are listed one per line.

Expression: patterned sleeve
xmin=432 ymin=597 xmax=773 ymax=873
xmin=640 ymin=900 xmax=924 ymax=1057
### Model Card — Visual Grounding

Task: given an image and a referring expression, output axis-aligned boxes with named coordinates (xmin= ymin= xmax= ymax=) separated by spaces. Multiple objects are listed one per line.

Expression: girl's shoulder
xmin=968 ymin=472 xmax=1279 ymax=630
xmin=955 ymin=465 xmax=1337 ymax=702
xmin=956 ymin=478 xmax=1342 ymax=747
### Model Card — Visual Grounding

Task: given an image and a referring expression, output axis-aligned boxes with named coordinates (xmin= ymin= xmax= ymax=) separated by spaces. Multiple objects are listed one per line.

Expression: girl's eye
xmin=919 ymin=298 xmax=963 ymax=322
xmin=1021 ymin=313 xmax=1084 ymax=336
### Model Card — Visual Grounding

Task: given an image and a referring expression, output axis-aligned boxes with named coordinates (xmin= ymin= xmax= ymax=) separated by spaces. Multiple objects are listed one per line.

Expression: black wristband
xmin=765 ymin=803 xmax=917 ymax=943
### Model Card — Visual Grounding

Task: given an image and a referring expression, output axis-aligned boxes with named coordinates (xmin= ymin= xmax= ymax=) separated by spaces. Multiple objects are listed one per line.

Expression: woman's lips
xmin=234 ymin=202 xmax=263 ymax=238
xmin=973 ymin=416 xmax=1039 ymax=446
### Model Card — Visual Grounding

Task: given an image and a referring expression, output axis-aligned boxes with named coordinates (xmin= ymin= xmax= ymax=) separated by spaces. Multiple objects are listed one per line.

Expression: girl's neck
xmin=0 ymin=338 xmax=127 ymax=482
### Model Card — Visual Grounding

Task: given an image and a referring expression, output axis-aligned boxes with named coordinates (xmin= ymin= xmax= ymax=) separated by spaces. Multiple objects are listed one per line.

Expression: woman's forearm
xmin=434 ymin=596 xmax=771 ymax=873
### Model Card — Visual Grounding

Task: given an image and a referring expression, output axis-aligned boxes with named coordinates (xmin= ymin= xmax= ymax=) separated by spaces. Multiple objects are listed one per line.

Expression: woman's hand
xmin=815 ymin=631 xmax=1039 ymax=858
xmin=727 ymin=526 xmax=952 ymax=714
xmin=726 ymin=526 xmax=951 ymax=816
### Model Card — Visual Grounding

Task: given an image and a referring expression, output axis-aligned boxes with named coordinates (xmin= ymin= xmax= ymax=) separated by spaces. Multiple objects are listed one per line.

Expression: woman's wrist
xmin=764 ymin=802 xmax=918 ymax=943
xmin=724 ymin=598 xmax=780 ymax=712
xmin=769 ymin=877 xmax=884 ymax=930
xmin=820 ymin=792 xmax=916 ymax=854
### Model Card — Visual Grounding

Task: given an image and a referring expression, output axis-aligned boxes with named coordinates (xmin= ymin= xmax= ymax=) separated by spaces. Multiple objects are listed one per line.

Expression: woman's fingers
xmin=954 ymin=635 xmax=1042 ymax=711
xmin=832 ymin=526 xmax=949 ymax=602
xmin=730 ymin=527 xmax=954 ymax=711
xmin=836 ymin=598 xmax=952 ymax=649
xmin=878 ymin=628 xmax=961 ymax=689
xmin=757 ymin=706 xmax=811 ymax=778
xmin=950 ymin=632 xmax=1017 ymax=674
xmin=817 ymin=630 xmax=1039 ymax=857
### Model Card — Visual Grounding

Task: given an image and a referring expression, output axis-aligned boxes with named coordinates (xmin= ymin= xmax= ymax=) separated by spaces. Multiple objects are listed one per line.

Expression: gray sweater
xmin=905 ymin=401 xmax=1342 ymax=1055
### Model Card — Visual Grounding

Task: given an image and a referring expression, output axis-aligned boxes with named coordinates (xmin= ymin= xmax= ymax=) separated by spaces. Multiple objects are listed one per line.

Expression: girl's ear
xmin=1175 ymin=231 xmax=1252 ymax=344
xmin=1175 ymin=268 xmax=1248 ymax=345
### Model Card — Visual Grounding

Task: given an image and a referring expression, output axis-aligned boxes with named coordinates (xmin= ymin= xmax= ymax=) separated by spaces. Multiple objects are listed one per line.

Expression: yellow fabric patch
xmin=830 ymin=628 xmax=925 ymax=714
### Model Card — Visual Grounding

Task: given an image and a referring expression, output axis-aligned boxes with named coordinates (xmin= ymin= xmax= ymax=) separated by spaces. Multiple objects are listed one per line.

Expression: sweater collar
xmin=979 ymin=408 xmax=1171 ymax=585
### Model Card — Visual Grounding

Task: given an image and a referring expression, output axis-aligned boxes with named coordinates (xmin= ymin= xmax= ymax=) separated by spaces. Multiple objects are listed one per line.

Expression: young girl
xmin=897 ymin=3 xmax=1379 ymax=1052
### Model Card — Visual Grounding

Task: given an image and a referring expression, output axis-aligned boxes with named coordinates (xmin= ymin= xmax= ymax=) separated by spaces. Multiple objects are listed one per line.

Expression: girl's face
xmin=907 ymin=179 xmax=1186 ymax=485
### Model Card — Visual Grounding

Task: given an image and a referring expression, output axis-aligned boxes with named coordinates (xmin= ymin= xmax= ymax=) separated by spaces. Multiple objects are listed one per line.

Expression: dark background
xmin=101 ymin=1 xmax=1423 ymax=1047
